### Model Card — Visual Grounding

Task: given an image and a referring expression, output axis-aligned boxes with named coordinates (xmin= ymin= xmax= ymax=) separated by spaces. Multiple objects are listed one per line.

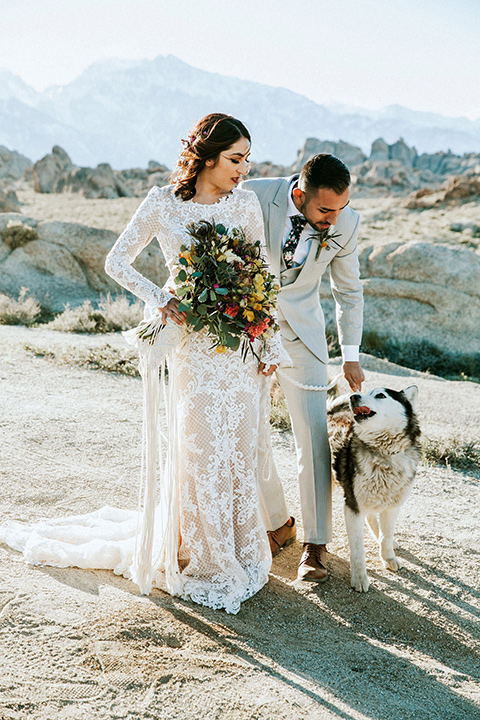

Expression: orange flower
xmin=247 ymin=318 xmax=270 ymax=339
xmin=224 ymin=304 xmax=239 ymax=318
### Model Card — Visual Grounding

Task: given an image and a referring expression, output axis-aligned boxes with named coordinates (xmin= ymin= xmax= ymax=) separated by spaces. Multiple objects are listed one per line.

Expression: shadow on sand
xmin=33 ymin=541 xmax=480 ymax=720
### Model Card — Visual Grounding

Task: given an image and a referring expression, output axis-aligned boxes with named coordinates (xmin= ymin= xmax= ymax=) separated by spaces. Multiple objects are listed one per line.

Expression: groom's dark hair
xmin=299 ymin=153 xmax=350 ymax=196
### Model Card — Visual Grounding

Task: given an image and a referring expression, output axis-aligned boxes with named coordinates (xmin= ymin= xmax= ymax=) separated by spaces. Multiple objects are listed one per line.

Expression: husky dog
xmin=327 ymin=386 xmax=421 ymax=592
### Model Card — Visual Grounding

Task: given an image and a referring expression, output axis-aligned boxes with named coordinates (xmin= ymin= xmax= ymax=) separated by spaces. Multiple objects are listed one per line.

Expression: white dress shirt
xmin=282 ymin=180 xmax=359 ymax=363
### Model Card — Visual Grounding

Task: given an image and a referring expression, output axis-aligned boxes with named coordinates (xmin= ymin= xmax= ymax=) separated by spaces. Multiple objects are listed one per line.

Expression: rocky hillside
xmin=1 ymin=136 xmax=478 ymax=203
xmin=291 ymin=137 xmax=480 ymax=196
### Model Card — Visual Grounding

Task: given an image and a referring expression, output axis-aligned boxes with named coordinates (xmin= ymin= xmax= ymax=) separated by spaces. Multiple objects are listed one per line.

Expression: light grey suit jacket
xmin=241 ymin=175 xmax=363 ymax=363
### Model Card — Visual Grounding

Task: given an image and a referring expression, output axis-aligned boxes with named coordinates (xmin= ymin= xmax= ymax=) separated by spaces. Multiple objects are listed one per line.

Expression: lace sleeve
xmin=105 ymin=186 xmax=174 ymax=309
xmin=242 ymin=192 xmax=291 ymax=367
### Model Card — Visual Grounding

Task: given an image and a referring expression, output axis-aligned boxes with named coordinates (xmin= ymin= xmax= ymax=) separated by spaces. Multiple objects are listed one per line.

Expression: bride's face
xmin=203 ymin=137 xmax=251 ymax=192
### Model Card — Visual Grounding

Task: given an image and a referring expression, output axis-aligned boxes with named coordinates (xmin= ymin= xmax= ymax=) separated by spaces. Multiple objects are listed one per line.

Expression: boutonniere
xmin=314 ymin=230 xmax=343 ymax=260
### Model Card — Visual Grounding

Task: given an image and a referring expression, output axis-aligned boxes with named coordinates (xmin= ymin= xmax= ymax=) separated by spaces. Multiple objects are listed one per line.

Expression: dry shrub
xmin=46 ymin=301 xmax=106 ymax=333
xmin=25 ymin=343 xmax=140 ymax=377
xmin=422 ymin=436 xmax=480 ymax=474
xmin=2 ymin=221 xmax=38 ymax=249
xmin=0 ymin=288 xmax=41 ymax=325
xmin=47 ymin=294 xmax=144 ymax=333
xmin=98 ymin=293 xmax=144 ymax=330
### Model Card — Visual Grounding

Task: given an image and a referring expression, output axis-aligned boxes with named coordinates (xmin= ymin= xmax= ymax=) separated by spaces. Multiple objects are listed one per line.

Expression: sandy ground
xmin=12 ymin=182 xmax=480 ymax=255
xmin=0 ymin=324 xmax=479 ymax=720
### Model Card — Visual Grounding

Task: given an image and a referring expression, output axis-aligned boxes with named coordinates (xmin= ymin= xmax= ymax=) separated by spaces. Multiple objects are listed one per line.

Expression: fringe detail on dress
xmin=124 ymin=317 xmax=184 ymax=595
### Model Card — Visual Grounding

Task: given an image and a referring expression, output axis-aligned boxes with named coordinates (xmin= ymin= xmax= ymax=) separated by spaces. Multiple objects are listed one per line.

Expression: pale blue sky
xmin=1 ymin=0 xmax=479 ymax=119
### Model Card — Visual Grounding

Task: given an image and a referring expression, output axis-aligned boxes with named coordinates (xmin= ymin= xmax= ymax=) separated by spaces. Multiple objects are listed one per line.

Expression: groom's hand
xmin=343 ymin=361 xmax=364 ymax=392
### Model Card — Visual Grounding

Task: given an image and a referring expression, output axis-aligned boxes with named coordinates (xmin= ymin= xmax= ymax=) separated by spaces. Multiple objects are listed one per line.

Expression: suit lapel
xmin=267 ymin=175 xmax=297 ymax=281
xmin=293 ymin=234 xmax=320 ymax=282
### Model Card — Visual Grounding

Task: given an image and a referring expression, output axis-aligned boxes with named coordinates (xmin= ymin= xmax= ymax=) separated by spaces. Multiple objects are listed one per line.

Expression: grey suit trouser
xmin=257 ymin=332 xmax=332 ymax=545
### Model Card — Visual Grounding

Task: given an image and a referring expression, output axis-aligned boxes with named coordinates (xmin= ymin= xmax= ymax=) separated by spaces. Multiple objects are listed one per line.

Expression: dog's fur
xmin=327 ymin=386 xmax=421 ymax=592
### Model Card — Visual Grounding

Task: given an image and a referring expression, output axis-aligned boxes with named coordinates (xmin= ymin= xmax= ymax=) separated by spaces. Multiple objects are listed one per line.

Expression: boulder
xmin=369 ymin=138 xmax=389 ymax=162
xmin=405 ymin=174 xmax=480 ymax=207
xmin=0 ymin=239 xmax=92 ymax=309
xmin=348 ymin=241 xmax=480 ymax=355
xmin=0 ymin=146 xmax=32 ymax=181
xmin=32 ymin=146 xmax=74 ymax=193
xmin=116 ymin=164 xmax=170 ymax=197
xmin=291 ymin=138 xmax=366 ymax=172
xmin=359 ymin=241 xmax=480 ymax=298
xmin=249 ymin=161 xmax=289 ymax=178
xmin=450 ymin=222 xmax=480 ymax=238
xmin=356 ymin=160 xmax=419 ymax=189
xmin=389 ymin=138 xmax=417 ymax=167
xmin=0 ymin=188 xmax=21 ymax=212
xmin=442 ymin=174 xmax=480 ymax=201
xmin=147 ymin=160 xmax=168 ymax=174
xmin=147 ymin=170 xmax=171 ymax=190
xmin=55 ymin=163 xmax=132 ymax=199
xmin=0 ymin=213 xmax=169 ymax=312
xmin=320 ymin=240 xmax=480 ymax=356
xmin=416 ymin=152 xmax=463 ymax=175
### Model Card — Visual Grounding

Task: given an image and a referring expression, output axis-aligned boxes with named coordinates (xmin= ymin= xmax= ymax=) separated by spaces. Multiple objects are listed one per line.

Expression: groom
xmin=242 ymin=153 xmax=364 ymax=582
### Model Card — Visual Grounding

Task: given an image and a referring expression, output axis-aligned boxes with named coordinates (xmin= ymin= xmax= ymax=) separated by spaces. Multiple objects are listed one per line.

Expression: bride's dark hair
xmin=171 ymin=113 xmax=251 ymax=201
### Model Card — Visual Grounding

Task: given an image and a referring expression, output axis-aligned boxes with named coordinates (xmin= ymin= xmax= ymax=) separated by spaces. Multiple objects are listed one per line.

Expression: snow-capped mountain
xmin=1 ymin=56 xmax=479 ymax=168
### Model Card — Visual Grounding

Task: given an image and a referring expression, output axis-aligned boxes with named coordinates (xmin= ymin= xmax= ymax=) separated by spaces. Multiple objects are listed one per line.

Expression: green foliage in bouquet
xmin=174 ymin=220 xmax=279 ymax=356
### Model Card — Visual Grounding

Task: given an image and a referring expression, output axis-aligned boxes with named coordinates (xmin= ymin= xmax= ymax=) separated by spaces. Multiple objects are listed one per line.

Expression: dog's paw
xmin=384 ymin=556 xmax=403 ymax=572
xmin=351 ymin=573 xmax=370 ymax=592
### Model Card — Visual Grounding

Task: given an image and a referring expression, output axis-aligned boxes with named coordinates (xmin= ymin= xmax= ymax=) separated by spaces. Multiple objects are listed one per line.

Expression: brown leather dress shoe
xmin=297 ymin=543 xmax=328 ymax=582
xmin=267 ymin=517 xmax=296 ymax=557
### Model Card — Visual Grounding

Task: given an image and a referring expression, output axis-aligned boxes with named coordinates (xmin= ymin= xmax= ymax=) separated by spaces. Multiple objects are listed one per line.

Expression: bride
xmin=0 ymin=114 xmax=289 ymax=614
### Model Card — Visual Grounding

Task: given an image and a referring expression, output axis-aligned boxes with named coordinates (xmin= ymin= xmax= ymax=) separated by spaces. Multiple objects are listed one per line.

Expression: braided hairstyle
xmin=171 ymin=113 xmax=251 ymax=201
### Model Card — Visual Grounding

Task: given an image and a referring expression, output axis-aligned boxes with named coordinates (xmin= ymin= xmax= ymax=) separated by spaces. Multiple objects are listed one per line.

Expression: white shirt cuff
xmin=341 ymin=345 xmax=359 ymax=362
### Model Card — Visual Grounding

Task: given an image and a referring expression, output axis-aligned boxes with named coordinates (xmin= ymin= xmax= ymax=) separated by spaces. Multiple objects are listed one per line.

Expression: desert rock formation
xmin=320 ymin=240 xmax=480 ymax=356
xmin=0 ymin=213 xmax=168 ymax=311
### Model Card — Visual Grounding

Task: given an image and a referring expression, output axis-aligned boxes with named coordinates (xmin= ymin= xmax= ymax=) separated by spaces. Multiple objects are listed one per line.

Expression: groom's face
xmin=294 ymin=186 xmax=350 ymax=232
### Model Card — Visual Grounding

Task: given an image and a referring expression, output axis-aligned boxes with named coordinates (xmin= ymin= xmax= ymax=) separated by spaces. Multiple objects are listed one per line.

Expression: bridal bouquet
xmin=176 ymin=220 xmax=279 ymax=356
xmin=134 ymin=220 xmax=279 ymax=358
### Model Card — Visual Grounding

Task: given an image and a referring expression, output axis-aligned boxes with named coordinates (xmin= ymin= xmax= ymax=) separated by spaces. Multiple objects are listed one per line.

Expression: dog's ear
xmin=403 ymin=385 xmax=418 ymax=410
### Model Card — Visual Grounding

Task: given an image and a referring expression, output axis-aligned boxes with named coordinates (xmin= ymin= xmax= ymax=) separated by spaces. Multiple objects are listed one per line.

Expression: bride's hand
xmin=258 ymin=362 xmax=278 ymax=377
xmin=158 ymin=298 xmax=187 ymax=325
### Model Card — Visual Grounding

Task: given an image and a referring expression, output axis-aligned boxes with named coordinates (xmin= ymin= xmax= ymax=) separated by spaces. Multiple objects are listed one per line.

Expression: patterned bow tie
xmin=283 ymin=215 xmax=308 ymax=268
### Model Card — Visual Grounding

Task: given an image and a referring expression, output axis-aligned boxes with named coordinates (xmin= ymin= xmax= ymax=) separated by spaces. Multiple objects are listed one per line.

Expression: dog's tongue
xmin=353 ymin=406 xmax=371 ymax=416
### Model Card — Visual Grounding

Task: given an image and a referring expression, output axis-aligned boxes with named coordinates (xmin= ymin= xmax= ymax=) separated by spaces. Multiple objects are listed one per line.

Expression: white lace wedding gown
xmin=0 ymin=185 xmax=288 ymax=614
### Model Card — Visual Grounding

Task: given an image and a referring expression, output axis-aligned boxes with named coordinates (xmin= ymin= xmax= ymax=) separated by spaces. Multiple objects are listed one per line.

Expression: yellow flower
xmin=253 ymin=290 xmax=265 ymax=301
xmin=216 ymin=345 xmax=227 ymax=353
xmin=253 ymin=303 xmax=263 ymax=311
xmin=179 ymin=250 xmax=192 ymax=265
xmin=243 ymin=310 xmax=255 ymax=322
xmin=253 ymin=273 xmax=264 ymax=289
